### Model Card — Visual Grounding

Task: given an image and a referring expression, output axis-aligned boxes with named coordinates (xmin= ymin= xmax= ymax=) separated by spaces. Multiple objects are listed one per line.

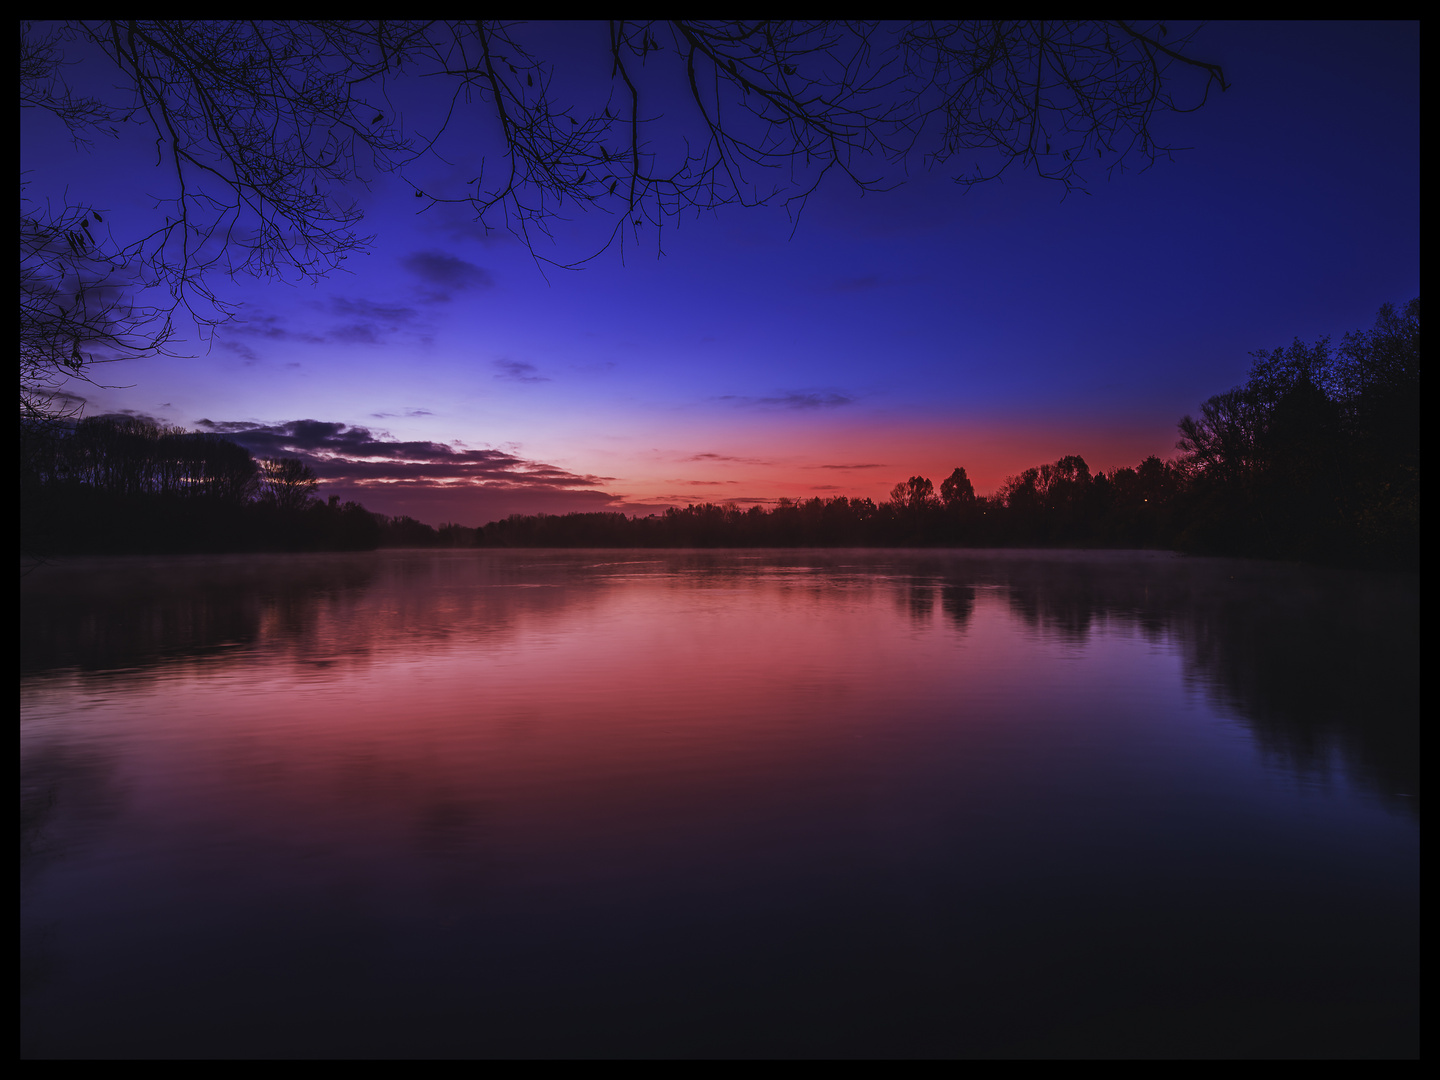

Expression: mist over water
xmin=21 ymin=549 xmax=1418 ymax=1058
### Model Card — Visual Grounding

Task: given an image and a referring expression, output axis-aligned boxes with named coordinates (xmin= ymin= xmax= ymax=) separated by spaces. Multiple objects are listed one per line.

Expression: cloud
xmin=324 ymin=297 xmax=422 ymax=344
xmin=402 ymin=251 xmax=494 ymax=301
xmin=815 ymin=462 xmax=889 ymax=470
xmin=715 ymin=390 xmax=856 ymax=410
xmin=684 ymin=451 xmax=773 ymax=465
xmin=193 ymin=419 xmax=615 ymax=502
xmin=226 ymin=312 xmax=326 ymax=344
xmin=652 ymin=494 xmax=790 ymax=506
xmin=39 ymin=389 xmax=89 ymax=414
xmin=217 ymin=340 xmax=259 ymax=362
xmin=493 ymin=359 xmax=550 ymax=383
xmin=218 ymin=295 xmax=430 ymax=351
xmin=88 ymin=409 xmax=169 ymax=427
xmin=330 ymin=324 xmax=383 ymax=345
xmin=329 ymin=297 xmax=420 ymax=323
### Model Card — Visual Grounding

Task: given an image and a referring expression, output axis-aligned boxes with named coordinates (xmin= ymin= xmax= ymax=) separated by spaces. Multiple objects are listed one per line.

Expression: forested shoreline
xmin=22 ymin=300 xmax=1417 ymax=570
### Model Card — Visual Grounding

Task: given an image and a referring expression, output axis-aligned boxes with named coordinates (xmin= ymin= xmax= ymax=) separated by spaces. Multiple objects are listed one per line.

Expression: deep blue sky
xmin=23 ymin=21 xmax=1419 ymax=526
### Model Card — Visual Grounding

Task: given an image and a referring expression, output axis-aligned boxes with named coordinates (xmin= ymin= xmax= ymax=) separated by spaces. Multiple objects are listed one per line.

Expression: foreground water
xmin=21 ymin=549 xmax=1418 ymax=1058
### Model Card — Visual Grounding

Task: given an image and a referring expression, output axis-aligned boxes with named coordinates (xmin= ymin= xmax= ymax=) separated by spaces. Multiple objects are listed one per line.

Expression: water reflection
xmin=24 ymin=550 xmax=1416 ymax=812
xmin=20 ymin=550 xmax=1417 ymax=1057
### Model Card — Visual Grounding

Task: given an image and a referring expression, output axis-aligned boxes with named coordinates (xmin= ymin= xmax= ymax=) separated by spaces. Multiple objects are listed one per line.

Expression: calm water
xmin=20 ymin=549 xmax=1418 ymax=1058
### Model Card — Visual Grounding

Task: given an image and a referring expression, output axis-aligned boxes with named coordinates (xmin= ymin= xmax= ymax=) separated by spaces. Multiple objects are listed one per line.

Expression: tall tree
xmin=940 ymin=467 xmax=976 ymax=509
xmin=1174 ymin=299 xmax=1419 ymax=565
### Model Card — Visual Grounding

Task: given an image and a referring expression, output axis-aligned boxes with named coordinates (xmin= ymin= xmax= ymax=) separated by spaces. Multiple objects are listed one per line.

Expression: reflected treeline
xmin=19 ymin=550 xmax=611 ymax=680
xmin=1165 ymin=562 xmax=1419 ymax=812
xmin=21 ymin=553 xmax=377 ymax=677
xmin=906 ymin=552 xmax=1418 ymax=817
xmin=22 ymin=551 xmax=1416 ymax=816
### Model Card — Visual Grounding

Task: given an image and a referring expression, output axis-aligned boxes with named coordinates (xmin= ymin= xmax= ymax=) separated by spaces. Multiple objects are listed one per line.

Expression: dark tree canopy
xmin=1174 ymin=298 xmax=1418 ymax=565
xmin=20 ymin=20 xmax=1228 ymax=421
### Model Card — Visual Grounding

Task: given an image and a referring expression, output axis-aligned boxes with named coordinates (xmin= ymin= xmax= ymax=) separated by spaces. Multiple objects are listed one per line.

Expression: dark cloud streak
xmin=194 ymin=419 xmax=615 ymax=503
xmin=493 ymin=360 xmax=550 ymax=383
xmin=402 ymin=250 xmax=494 ymax=302
xmin=684 ymin=451 xmax=774 ymax=465
xmin=715 ymin=391 xmax=856 ymax=410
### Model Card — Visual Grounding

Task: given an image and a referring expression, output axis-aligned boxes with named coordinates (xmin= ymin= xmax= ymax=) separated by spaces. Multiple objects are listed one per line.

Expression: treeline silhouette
xmin=19 ymin=414 xmax=532 ymax=556
xmin=22 ymin=300 xmax=1416 ymax=568
xmin=458 ymin=455 xmax=1185 ymax=551
xmin=20 ymin=415 xmax=385 ymax=555
xmin=459 ymin=299 xmax=1418 ymax=569
xmin=1174 ymin=298 xmax=1418 ymax=567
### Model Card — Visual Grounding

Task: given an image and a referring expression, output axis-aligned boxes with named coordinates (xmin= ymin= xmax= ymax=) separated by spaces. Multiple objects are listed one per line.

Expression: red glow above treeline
xmin=297 ymin=415 xmax=1183 ymax=528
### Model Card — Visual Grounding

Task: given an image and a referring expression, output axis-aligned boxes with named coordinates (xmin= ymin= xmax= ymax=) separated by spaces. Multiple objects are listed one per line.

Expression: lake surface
xmin=20 ymin=549 xmax=1418 ymax=1058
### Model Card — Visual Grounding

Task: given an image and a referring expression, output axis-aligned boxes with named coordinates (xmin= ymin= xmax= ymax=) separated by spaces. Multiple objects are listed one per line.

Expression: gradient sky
xmin=23 ymin=21 xmax=1419 ymax=527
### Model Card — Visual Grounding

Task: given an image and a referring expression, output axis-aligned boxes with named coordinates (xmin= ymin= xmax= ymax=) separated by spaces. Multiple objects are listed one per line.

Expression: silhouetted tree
xmin=375 ymin=514 xmax=442 ymax=548
xmin=307 ymin=496 xmax=384 ymax=551
xmin=1174 ymin=298 xmax=1419 ymax=566
xmin=890 ymin=475 xmax=938 ymax=511
xmin=22 ymin=416 xmax=389 ymax=556
xmin=940 ymin=467 xmax=976 ymax=510
xmin=1334 ymin=299 xmax=1419 ymax=565
xmin=259 ymin=457 xmax=320 ymax=514
xmin=185 ymin=435 xmax=262 ymax=504
xmin=996 ymin=455 xmax=1093 ymax=543
xmin=20 ymin=197 xmax=179 ymax=428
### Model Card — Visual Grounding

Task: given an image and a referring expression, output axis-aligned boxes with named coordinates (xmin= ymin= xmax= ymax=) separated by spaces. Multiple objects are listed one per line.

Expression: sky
xmin=22 ymin=21 xmax=1420 ymax=527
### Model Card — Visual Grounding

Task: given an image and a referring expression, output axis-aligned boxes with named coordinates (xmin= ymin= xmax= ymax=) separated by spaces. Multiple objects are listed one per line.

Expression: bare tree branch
xmin=20 ymin=19 xmax=1228 ymax=419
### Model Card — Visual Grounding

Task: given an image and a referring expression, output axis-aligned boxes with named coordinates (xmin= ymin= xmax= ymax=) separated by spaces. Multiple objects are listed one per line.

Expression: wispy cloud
xmin=330 ymin=324 xmax=385 ymax=345
xmin=715 ymin=390 xmax=856 ymax=410
xmin=684 ymin=451 xmax=773 ymax=465
xmin=221 ymin=295 xmax=426 ymax=351
xmin=226 ymin=311 xmax=326 ymax=345
xmin=402 ymin=250 xmax=494 ymax=302
xmin=326 ymin=296 xmax=421 ymax=343
xmin=330 ymin=297 xmax=420 ymax=323
xmin=493 ymin=359 xmax=550 ymax=383
xmin=216 ymin=340 xmax=258 ymax=363
xmin=652 ymin=494 xmax=792 ymax=506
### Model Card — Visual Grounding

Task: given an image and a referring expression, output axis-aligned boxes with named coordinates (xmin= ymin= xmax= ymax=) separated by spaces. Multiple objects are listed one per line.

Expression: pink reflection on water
xmin=26 ymin=555 xmax=1117 ymax=916
xmin=23 ymin=551 xmax=1415 ymax=1058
